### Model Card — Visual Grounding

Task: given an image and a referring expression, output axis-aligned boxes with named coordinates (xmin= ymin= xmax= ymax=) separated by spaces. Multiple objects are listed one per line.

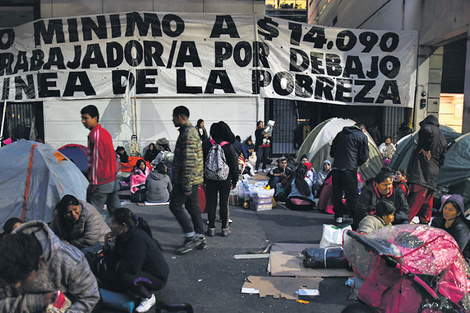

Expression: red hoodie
xmin=87 ymin=124 xmax=117 ymax=186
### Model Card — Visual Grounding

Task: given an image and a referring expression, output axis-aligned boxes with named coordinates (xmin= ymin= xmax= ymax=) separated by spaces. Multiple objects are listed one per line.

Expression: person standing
xmin=330 ymin=123 xmax=369 ymax=224
xmin=170 ymin=106 xmax=206 ymax=254
xmin=202 ymin=122 xmax=239 ymax=237
xmin=196 ymin=119 xmax=208 ymax=142
xmin=407 ymin=115 xmax=447 ymax=224
xmin=81 ymin=105 xmax=120 ymax=218
xmin=255 ymin=121 xmax=270 ymax=172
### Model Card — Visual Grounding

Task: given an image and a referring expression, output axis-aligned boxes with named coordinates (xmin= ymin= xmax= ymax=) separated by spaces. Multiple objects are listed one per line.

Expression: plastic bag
xmin=302 ymin=247 xmax=348 ymax=269
xmin=319 ymin=224 xmax=352 ymax=248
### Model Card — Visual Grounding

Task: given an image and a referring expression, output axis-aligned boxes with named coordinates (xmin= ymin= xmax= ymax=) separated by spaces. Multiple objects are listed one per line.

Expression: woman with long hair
xmin=202 ymin=121 xmax=239 ymax=237
xmin=50 ymin=194 xmax=110 ymax=250
xmin=286 ymin=164 xmax=315 ymax=210
xmin=144 ymin=143 xmax=158 ymax=162
xmin=100 ymin=208 xmax=169 ymax=313
xmin=130 ymin=159 xmax=151 ymax=194
xmin=196 ymin=119 xmax=208 ymax=142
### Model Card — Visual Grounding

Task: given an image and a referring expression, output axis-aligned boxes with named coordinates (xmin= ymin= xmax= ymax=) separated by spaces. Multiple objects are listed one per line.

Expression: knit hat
xmin=156 ymin=138 xmax=169 ymax=146
xmin=441 ymin=194 xmax=465 ymax=215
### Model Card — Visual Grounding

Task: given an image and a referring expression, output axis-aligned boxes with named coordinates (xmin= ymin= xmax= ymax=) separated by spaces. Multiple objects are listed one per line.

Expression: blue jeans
xmin=256 ymin=146 xmax=270 ymax=170
xmin=169 ymin=184 xmax=204 ymax=236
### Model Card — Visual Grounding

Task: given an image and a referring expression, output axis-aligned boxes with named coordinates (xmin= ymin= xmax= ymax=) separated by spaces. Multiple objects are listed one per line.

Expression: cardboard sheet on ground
xmin=268 ymin=243 xmax=350 ymax=277
xmin=242 ymin=276 xmax=322 ymax=300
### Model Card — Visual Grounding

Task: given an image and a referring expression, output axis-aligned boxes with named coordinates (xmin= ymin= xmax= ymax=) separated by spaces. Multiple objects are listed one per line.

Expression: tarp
xmin=0 ymin=140 xmax=88 ymax=228
xmin=0 ymin=12 xmax=417 ymax=107
xmin=296 ymin=118 xmax=382 ymax=181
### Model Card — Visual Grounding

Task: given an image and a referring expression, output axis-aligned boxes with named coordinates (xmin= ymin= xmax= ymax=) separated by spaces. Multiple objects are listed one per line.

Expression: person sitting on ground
xmin=99 ymin=208 xmax=169 ymax=313
xmin=243 ymin=136 xmax=255 ymax=158
xmin=116 ymin=146 xmax=129 ymax=163
xmin=378 ymin=138 xmax=396 ymax=165
xmin=130 ymin=159 xmax=151 ymax=194
xmin=267 ymin=156 xmax=293 ymax=192
xmin=144 ymin=143 xmax=158 ymax=163
xmin=151 ymin=138 xmax=173 ymax=177
xmin=0 ymin=217 xmax=22 ymax=239
xmin=314 ymin=160 xmax=331 ymax=197
xmin=0 ymin=221 xmax=99 ymax=312
xmin=286 ymin=164 xmax=315 ymax=210
xmin=50 ymin=194 xmax=110 ymax=253
xmin=357 ymin=200 xmax=396 ymax=234
xmin=431 ymin=194 xmax=470 ymax=259
xmin=393 ymin=168 xmax=409 ymax=197
xmin=298 ymin=154 xmax=316 ymax=186
xmin=242 ymin=136 xmax=256 ymax=176
xmin=354 ymin=167 xmax=409 ymax=230
xmin=146 ymin=163 xmax=172 ymax=203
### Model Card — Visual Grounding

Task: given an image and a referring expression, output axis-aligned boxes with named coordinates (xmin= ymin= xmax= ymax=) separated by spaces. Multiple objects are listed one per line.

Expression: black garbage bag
xmin=302 ymin=247 xmax=348 ymax=269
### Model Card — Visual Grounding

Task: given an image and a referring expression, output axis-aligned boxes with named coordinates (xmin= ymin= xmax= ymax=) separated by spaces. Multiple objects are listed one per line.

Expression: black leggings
xmin=99 ymin=270 xmax=167 ymax=298
xmin=206 ymin=179 xmax=231 ymax=229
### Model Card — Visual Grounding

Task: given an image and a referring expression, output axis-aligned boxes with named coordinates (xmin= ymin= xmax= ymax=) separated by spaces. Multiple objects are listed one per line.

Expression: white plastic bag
xmin=319 ymin=224 xmax=352 ymax=248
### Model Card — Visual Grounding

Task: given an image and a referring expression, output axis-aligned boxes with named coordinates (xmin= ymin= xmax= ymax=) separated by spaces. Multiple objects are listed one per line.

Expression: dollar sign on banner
xmin=257 ymin=17 xmax=279 ymax=41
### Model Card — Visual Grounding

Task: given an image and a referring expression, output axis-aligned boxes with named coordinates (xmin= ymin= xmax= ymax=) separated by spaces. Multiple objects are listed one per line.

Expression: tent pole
xmin=0 ymin=101 xmax=6 ymax=139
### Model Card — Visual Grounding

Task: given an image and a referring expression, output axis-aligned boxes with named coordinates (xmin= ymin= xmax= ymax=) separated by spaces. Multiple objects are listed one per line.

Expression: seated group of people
xmin=266 ymin=155 xmax=331 ymax=210
xmin=117 ymin=141 xmax=173 ymax=204
xmin=0 ymin=196 xmax=168 ymax=313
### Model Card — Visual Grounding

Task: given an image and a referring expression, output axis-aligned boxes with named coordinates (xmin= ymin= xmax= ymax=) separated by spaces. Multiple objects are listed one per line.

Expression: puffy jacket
xmin=407 ymin=115 xmax=447 ymax=190
xmin=1 ymin=221 xmax=100 ymax=312
xmin=50 ymin=199 xmax=111 ymax=249
xmin=354 ymin=183 xmax=409 ymax=229
xmin=330 ymin=125 xmax=369 ymax=170
xmin=172 ymin=121 xmax=204 ymax=193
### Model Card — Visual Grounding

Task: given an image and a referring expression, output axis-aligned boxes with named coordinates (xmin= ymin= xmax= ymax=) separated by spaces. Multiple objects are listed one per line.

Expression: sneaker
xmin=135 ymin=294 xmax=156 ymax=313
xmin=175 ymin=236 xmax=201 ymax=255
xmin=221 ymin=227 xmax=231 ymax=237
xmin=206 ymin=228 xmax=215 ymax=237
xmin=335 ymin=217 xmax=344 ymax=223
xmin=197 ymin=237 xmax=207 ymax=250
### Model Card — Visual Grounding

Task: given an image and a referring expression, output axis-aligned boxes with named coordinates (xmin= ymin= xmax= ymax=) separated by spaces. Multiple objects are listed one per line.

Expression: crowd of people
xmin=0 ymin=105 xmax=467 ymax=312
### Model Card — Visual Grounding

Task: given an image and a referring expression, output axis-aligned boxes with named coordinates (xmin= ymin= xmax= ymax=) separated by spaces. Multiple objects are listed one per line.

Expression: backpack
xmin=205 ymin=139 xmax=230 ymax=181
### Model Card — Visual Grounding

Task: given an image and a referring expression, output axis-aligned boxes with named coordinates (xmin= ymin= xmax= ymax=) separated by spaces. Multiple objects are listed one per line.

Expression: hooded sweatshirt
xmin=316 ymin=160 xmax=331 ymax=187
xmin=0 ymin=221 xmax=99 ymax=313
xmin=431 ymin=194 xmax=470 ymax=258
xmin=330 ymin=125 xmax=369 ymax=171
xmin=407 ymin=115 xmax=447 ymax=190
xmin=146 ymin=170 xmax=172 ymax=203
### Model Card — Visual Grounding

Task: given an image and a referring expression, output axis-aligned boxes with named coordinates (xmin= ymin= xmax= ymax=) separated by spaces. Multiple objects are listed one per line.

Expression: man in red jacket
xmin=81 ymin=105 xmax=120 ymax=218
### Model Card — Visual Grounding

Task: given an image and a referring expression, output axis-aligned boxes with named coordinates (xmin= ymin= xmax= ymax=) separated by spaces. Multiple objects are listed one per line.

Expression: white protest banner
xmin=0 ymin=12 xmax=417 ymax=107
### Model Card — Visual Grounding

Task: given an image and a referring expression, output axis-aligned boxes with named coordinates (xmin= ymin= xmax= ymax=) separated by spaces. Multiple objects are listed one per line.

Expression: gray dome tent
xmin=296 ymin=118 xmax=383 ymax=181
xmin=0 ymin=140 xmax=89 ymax=229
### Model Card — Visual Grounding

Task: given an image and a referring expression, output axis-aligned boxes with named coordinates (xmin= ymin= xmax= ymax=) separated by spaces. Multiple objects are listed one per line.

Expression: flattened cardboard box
xmin=242 ymin=276 xmax=322 ymax=300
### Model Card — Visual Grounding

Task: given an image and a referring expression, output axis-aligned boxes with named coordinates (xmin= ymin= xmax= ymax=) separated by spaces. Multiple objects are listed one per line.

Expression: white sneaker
xmin=135 ymin=294 xmax=156 ymax=312
xmin=335 ymin=217 xmax=344 ymax=223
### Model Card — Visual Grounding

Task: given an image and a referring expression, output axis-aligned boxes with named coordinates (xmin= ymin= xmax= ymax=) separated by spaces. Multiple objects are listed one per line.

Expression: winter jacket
xmin=267 ymin=166 xmax=294 ymax=188
xmin=354 ymin=183 xmax=409 ymax=228
xmin=357 ymin=215 xmax=388 ymax=234
xmin=407 ymin=115 xmax=447 ymax=191
xmin=50 ymin=199 xmax=111 ymax=249
xmin=288 ymin=178 xmax=314 ymax=201
xmin=104 ymin=227 xmax=169 ymax=282
xmin=330 ymin=125 xmax=369 ymax=171
xmin=87 ymin=124 xmax=117 ymax=186
xmin=146 ymin=171 xmax=172 ymax=203
xmin=202 ymin=139 xmax=239 ymax=186
xmin=130 ymin=166 xmax=150 ymax=193
xmin=172 ymin=121 xmax=204 ymax=193
xmin=0 ymin=221 xmax=99 ymax=312
xmin=393 ymin=180 xmax=409 ymax=197
xmin=431 ymin=215 xmax=470 ymax=258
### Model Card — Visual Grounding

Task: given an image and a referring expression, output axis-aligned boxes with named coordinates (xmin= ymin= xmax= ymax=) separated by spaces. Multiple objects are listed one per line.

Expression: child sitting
xmin=393 ymin=168 xmax=409 ymax=197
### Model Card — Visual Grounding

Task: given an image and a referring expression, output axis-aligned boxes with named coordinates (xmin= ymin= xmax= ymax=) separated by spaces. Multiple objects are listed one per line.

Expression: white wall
xmin=40 ymin=0 xmax=266 ymax=18
xmin=44 ymin=96 xmax=260 ymax=150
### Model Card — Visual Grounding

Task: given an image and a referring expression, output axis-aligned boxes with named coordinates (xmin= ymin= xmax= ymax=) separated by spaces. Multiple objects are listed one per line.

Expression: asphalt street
xmin=98 ymin=172 xmax=358 ymax=313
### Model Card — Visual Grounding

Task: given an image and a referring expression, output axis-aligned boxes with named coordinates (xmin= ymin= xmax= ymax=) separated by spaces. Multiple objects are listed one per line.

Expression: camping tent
xmin=296 ymin=118 xmax=383 ymax=181
xmin=58 ymin=144 xmax=88 ymax=174
xmin=390 ymin=125 xmax=460 ymax=173
xmin=0 ymin=140 xmax=89 ymax=228
xmin=437 ymin=132 xmax=470 ymax=188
